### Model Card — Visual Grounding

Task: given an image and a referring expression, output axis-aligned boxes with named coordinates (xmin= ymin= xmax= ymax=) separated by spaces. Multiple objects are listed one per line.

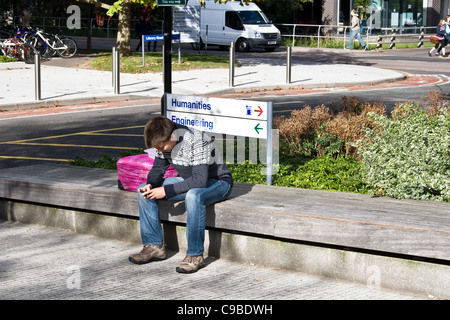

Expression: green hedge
xmin=357 ymin=103 xmax=449 ymax=202
xmin=228 ymin=156 xmax=367 ymax=194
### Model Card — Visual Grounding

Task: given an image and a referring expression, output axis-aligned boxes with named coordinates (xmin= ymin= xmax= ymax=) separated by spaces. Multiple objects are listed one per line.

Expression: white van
xmin=190 ymin=0 xmax=281 ymax=52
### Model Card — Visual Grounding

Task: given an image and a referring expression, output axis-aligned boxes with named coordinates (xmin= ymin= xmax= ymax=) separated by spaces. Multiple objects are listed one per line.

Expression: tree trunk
xmin=116 ymin=0 xmax=132 ymax=57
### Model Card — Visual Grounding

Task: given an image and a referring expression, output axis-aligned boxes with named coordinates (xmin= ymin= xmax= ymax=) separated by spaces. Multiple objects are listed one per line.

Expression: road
xmin=224 ymin=46 xmax=450 ymax=112
xmin=0 ymin=44 xmax=449 ymax=170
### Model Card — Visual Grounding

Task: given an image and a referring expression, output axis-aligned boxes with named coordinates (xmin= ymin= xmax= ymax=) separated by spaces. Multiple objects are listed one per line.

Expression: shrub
xmin=357 ymin=103 xmax=450 ymax=202
xmin=274 ymin=97 xmax=386 ymax=158
xmin=70 ymin=149 xmax=144 ymax=169
xmin=274 ymin=105 xmax=334 ymax=157
xmin=228 ymin=156 xmax=367 ymax=194
xmin=325 ymin=100 xmax=385 ymax=157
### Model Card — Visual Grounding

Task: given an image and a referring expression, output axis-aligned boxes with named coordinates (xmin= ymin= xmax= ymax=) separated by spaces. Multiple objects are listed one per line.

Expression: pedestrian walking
xmin=148 ymin=14 xmax=157 ymax=52
xmin=135 ymin=15 xmax=150 ymax=52
xmin=345 ymin=9 xmax=367 ymax=51
xmin=428 ymin=19 xmax=447 ymax=57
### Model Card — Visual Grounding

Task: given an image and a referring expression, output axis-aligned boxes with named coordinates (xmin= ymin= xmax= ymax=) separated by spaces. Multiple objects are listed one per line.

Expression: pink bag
xmin=117 ymin=154 xmax=178 ymax=192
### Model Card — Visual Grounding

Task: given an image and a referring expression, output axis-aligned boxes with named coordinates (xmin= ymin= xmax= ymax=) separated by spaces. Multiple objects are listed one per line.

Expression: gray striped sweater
xmin=146 ymin=124 xmax=233 ymax=199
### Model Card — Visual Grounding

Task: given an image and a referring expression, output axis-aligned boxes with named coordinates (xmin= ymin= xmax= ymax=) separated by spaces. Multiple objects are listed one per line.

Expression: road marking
xmin=6 ymin=142 xmax=138 ymax=150
xmin=78 ymin=133 xmax=142 ymax=137
xmin=0 ymin=125 xmax=146 ymax=164
xmin=0 ymin=156 xmax=70 ymax=162
xmin=0 ymin=125 xmax=145 ymax=145
xmin=273 ymin=100 xmax=305 ymax=105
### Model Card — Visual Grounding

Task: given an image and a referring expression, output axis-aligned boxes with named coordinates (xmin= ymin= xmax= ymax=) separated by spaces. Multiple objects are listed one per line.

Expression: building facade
xmin=320 ymin=0 xmax=449 ymax=30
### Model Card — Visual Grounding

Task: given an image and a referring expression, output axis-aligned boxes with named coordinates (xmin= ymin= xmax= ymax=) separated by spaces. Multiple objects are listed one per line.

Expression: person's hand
xmin=146 ymin=186 xmax=166 ymax=199
xmin=138 ymin=184 xmax=152 ymax=198
xmin=139 ymin=185 xmax=166 ymax=200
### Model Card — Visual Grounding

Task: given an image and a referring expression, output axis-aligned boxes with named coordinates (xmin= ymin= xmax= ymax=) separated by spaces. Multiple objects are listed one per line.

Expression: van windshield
xmin=236 ymin=10 xmax=270 ymax=24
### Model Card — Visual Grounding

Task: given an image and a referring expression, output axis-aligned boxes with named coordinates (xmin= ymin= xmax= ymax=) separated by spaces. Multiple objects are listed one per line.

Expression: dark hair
xmin=144 ymin=115 xmax=177 ymax=148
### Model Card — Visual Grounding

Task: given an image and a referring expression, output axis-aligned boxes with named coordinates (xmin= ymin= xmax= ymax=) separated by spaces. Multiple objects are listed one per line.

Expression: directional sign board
xmin=157 ymin=0 xmax=186 ymax=6
xmin=164 ymin=93 xmax=275 ymax=184
xmin=165 ymin=93 xmax=270 ymax=139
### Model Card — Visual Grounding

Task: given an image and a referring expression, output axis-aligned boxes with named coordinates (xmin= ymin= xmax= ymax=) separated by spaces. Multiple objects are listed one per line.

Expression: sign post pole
xmin=266 ymin=102 xmax=273 ymax=185
xmin=163 ymin=6 xmax=172 ymax=95
xmin=229 ymin=41 xmax=235 ymax=87
xmin=157 ymin=0 xmax=187 ymax=114
xmin=142 ymin=35 xmax=145 ymax=66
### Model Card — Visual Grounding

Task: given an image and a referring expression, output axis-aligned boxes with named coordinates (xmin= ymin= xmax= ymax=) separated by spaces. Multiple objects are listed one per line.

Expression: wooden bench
xmin=1 ymin=164 xmax=449 ymax=298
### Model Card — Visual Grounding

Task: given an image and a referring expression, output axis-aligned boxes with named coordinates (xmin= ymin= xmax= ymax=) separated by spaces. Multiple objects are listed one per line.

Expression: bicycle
xmin=0 ymin=28 xmax=35 ymax=64
xmin=24 ymin=27 xmax=77 ymax=59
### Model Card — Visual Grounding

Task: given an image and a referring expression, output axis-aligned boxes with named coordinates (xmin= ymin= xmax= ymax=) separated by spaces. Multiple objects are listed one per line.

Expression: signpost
xmin=164 ymin=93 xmax=276 ymax=184
xmin=157 ymin=0 xmax=186 ymax=109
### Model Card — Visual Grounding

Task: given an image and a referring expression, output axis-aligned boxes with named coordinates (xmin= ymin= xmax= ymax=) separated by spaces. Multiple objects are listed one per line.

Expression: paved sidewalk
xmin=0 ymin=220 xmax=426 ymax=300
xmin=0 ymin=56 xmax=404 ymax=110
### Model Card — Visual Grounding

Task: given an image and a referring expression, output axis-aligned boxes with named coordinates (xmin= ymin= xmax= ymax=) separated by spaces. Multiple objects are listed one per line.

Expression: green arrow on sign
xmin=254 ymin=123 xmax=263 ymax=134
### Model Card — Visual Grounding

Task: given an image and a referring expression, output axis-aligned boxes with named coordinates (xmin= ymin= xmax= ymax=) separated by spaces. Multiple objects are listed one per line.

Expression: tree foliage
xmin=75 ymin=0 xmax=252 ymax=56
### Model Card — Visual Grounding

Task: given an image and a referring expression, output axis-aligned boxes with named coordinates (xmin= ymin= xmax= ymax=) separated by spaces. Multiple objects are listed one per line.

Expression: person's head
xmin=144 ymin=116 xmax=177 ymax=152
xmin=446 ymin=15 xmax=450 ymax=23
xmin=351 ymin=9 xmax=356 ymax=15
xmin=440 ymin=19 xmax=446 ymax=26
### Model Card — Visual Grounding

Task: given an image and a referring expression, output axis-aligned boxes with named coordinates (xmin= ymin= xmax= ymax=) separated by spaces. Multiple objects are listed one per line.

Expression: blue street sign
xmin=143 ymin=34 xmax=180 ymax=41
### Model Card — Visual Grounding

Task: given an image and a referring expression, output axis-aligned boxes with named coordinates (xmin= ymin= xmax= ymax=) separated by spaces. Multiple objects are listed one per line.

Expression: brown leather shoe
xmin=129 ymin=245 xmax=166 ymax=264
xmin=175 ymin=255 xmax=205 ymax=273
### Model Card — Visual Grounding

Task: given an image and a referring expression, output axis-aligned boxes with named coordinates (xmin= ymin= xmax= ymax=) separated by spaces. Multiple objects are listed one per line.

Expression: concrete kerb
xmin=204 ymin=74 xmax=407 ymax=95
xmin=0 ymin=94 xmax=138 ymax=111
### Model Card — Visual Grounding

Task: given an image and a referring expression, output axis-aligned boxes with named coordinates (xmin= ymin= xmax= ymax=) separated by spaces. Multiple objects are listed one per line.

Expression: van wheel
xmin=236 ymin=38 xmax=249 ymax=52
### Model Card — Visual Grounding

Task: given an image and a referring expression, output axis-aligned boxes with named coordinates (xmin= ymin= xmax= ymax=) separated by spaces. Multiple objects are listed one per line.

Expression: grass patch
xmin=88 ymin=51 xmax=232 ymax=73
xmin=0 ymin=55 xmax=17 ymax=63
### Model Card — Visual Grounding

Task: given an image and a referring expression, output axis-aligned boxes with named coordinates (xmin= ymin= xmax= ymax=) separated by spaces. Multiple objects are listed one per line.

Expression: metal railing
xmin=376 ymin=26 xmax=436 ymax=48
xmin=274 ymin=23 xmax=437 ymax=49
xmin=11 ymin=16 xmax=163 ymax=38
xmin=10 ymin=16 xmax=438 ymax=49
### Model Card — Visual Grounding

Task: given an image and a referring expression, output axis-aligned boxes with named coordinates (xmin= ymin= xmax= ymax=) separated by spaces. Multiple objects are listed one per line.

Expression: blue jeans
xmin=137 ymin=177 xmax=232 ymax=256
xmin=346 ymin=30 xmax=366 ymax=49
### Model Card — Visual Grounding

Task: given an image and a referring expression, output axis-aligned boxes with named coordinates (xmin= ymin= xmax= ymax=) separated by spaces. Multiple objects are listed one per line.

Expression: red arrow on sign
xmin=254 ymin=105 xmax=263 ymax=117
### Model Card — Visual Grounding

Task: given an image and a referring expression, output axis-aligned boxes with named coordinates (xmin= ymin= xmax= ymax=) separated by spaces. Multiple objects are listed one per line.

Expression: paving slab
xmin=0 ymin=220 xmax=426 ymax=300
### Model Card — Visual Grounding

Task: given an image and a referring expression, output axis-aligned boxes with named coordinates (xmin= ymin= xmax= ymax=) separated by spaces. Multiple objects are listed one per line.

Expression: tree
xmin=75 ymin=0 xmax=135 ymax=56
xmin=257 ymin=0 xmax=311 ymax=24
xmin=353 ymin=0 xmax=371 ymax=20
xmin=75 ymin=0 xmax=253 ymax=56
